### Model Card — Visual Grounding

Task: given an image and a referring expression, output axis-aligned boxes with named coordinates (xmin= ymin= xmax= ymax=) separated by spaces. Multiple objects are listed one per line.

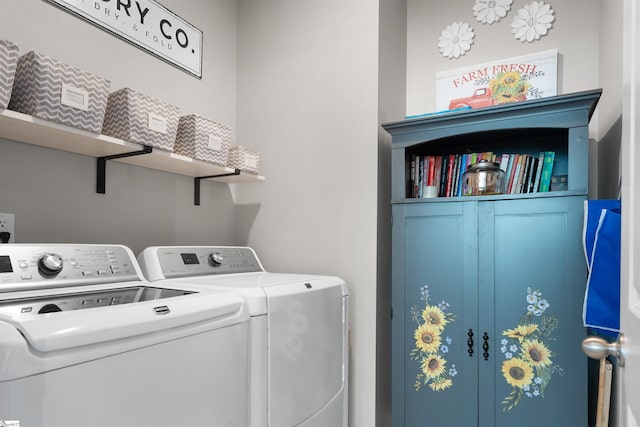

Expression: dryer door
xmin=264 ymin=278 xmax=347 ymax=426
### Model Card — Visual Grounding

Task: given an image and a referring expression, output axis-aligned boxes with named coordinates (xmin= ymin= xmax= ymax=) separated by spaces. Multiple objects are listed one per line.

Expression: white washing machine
xmin=0 ymin=244 xmax=250 ymax=427
xmin=137 ymin=246 xmax=349 ymax=427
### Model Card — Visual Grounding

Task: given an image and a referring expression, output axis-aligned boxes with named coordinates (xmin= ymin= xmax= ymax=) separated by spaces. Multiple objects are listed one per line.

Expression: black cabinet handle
xmin=467 ymin=329 xmax=474 ymax=357
xmin=482 ymin=332 xmax=490 ymax=360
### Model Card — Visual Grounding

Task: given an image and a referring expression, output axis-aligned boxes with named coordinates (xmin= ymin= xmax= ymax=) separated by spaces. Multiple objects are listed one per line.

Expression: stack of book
xmin=409 ymin=151 xmax=556 ymax=198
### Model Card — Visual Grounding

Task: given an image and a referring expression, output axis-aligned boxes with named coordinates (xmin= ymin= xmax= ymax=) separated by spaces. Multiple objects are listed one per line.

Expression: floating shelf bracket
xmin=97 ymin=145 xmax=153 ymax=194
xmin=194 ymin=169 xmax=241 ymax=206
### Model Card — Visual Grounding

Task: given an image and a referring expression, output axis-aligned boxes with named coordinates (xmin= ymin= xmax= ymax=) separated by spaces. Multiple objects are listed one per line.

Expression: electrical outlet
xmin=0 ymin=213 xmax=15 ymax=243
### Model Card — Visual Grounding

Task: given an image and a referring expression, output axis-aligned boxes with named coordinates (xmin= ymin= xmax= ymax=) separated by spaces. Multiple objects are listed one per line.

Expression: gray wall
xmin=597 ymin=0 xmax=623 ymax=200
xmin=407 ymin=0 xmax=600 ymax=118
xmin=377 ymin=0 xmax=407 ymax=425
xmin=0 ymin=0 xmax=239 ymax=253
xmin=234 ymin=2 xmax=384 ymax=425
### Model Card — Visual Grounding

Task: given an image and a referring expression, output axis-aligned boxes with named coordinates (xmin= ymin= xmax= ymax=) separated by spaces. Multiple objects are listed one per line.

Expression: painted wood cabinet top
xmin=382 ymin=89 xmax=602 ymax=148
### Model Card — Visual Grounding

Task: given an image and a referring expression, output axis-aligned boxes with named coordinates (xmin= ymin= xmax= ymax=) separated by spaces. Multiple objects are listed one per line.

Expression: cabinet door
xmin=478 ymin=196 xmax=587 ymax=427
xmin=392 ymin=202 xmax=479 ymax=427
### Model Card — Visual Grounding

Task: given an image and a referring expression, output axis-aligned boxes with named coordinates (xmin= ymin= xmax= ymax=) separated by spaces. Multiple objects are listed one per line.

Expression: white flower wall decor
xmin=511 ymin=1 xmax=555 ymax=42
xmin=438 ymin=22 xmax=475 ymax=59
xmin=473 ymin=0 xmax=514 ymax=25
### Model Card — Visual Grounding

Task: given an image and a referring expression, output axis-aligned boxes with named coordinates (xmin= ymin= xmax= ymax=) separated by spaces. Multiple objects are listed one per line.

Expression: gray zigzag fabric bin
xmin=174 ymin=114 xmax=231 ymax=166
xmin=102 ymin=87 xmax=180 ymax=151
xmin=227 ymin=145 xmax=260 ymax=175
xmin=8 ymin=51 xmax=111 ymax=133
xmin=0 ymin=39 xmax=19 ymax=109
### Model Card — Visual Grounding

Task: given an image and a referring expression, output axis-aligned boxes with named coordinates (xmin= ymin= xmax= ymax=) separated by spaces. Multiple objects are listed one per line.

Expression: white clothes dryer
xmin=0 ymin=244 xmax=250 ymax=427
xmin=137 ymin=246 xmax=349 ymax=427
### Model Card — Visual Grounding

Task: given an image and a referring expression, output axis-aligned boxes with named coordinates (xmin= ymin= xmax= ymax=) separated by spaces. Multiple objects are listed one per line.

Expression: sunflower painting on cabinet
xmin=500 ymin=287 xmax=565 ymax=411
xmin=410 ymin=285 xmax=458 ymax=392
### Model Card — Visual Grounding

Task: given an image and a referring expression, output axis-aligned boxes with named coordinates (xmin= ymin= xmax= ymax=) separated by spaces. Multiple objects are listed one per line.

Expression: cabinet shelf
xmin=0 ymin=108 xmax=266 ymax=200
xmin=391 ymin=189 xmax=587 ymax=204
xmin=383 ymin=89 xmax=602 ymax=201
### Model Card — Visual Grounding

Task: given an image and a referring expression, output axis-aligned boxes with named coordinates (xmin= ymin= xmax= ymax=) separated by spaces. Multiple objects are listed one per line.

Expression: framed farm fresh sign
xmin=435 ymin=49 xmax=557 ymax=111
xmin=44 ymin=0 xmax=203 ymax=78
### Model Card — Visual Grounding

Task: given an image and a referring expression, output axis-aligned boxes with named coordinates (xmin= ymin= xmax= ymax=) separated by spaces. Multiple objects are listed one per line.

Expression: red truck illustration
xmin=448 ymin=87 xmax=496 ymax=109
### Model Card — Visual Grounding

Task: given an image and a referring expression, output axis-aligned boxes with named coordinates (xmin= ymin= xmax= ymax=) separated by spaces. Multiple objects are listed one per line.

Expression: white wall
xmin=597 ymin=0 xmax=623 ymax=199
xmin=0 ymin=0 xmax=239 ymax=253
xmin=234 ymin=1 xmax=382 ymax=426
xmin=407 ymin=0 xmax=600 ymax=117
xmin=377 ymin=0 xmax=407 ymax=425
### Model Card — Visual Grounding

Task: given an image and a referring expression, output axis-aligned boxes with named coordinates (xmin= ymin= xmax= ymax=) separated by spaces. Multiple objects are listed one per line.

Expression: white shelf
xmin=0 ymin=108 xmax=266 ymax=184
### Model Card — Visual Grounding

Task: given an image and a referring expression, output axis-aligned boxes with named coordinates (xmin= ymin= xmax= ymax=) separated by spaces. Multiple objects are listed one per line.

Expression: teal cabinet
xmin=392 ymin=201 xmax=479 ymax=427
xmin=483 ymin=196 xmax=587 ymax=426
xmin=384 ymin=90 xmax=602 ymax=427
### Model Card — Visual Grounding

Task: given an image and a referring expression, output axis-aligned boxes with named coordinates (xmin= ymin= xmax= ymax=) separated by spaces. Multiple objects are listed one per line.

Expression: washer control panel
xmin=150 ymin=246 xmax=264 ymax=279
xmin=0 ymin=244 xmax=141 ymax=292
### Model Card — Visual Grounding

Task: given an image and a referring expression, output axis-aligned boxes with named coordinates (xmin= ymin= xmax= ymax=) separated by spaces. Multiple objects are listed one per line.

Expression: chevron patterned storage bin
xmin=8 ymin=51 xmax=110 ymax=133
xmin=174 ymin=114 xmax=231 ymax=166
xmin=0 ymin=40 xmax=19 ymax=109
xmin=102 ymin=87 xmax=180 ymax=151
xmin=228 ymin=145 xmax=260 ymax=174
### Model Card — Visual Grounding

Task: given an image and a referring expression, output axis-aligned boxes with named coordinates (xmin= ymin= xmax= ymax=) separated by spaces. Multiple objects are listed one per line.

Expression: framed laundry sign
xmin=435 ymin=49 xmax=557 ymax=111
xmin=43 ymin=0 xmax=203 ymax=78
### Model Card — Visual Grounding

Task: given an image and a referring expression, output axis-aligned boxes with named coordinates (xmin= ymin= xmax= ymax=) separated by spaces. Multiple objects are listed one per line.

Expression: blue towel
xmin=582 ymin=201 xmax=621 ymax=337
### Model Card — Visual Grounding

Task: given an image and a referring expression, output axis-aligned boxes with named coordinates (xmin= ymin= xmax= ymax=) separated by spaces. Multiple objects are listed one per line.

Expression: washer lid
xmin=161 ymin=273 xmax=347 ymax=316
xmin=0 ymin=287 xmax=246 ymax=352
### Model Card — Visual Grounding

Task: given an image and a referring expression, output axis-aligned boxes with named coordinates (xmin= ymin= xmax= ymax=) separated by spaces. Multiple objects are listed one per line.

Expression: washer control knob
xmin=37 ymin=253 xmax=64 ymax=277
xmin=208 ymin=252 xmax=224 ymax=267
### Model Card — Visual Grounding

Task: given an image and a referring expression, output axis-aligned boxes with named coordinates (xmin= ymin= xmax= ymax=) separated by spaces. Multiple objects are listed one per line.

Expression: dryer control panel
xmin=0 ymin=244 xmax=142 ymax=292
xmin=140 ymin=246 xmax=264 ymax=280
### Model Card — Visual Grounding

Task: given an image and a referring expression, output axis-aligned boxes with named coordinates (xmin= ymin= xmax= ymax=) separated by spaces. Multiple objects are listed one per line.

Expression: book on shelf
xmin=420 ymin=157 xmax=425 ymax=196
xmin=456 ymin=153 xmax=467 ymax=196
xmin=453 ymin=157 xmax=460 ymax=196
xmin=418 ymin=155 xmax=422 ymax=197
xmin=532 ymin=152 xmax=545 ymax=193
xmin=527 ymin=157 xmax=539 ymax=193
xmin=439 ymin=156 xmax=448 ymax=197
xmin=427 ymin=156 xmax=435 ymax=186
xmin=517 ymin=154 xmax=531 ymax=194
xmin=407 ymin=150 xmax=556 ymax=198
xmin=411 ymin=154 xmax=418 ymax=197
xmin=504 ymin=154 xmax=516 ymax=193
xmin=445 ymin=154 xmax=455 ymax=197
xmin=433 ymin=156 xmax=442 ymax=194
xmin=499 ymin=154 xmax=510 ymax=179
xmin=524 ymin=155 xmax=534 ymax=193
xmin=539 ymin=151 xmax=556 ymax=192
xmin=509 ymin=154 xmax=522 ymax=194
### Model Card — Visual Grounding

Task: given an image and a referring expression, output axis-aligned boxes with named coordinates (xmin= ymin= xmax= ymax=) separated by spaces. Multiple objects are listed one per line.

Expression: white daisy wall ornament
xmin=473 ymin=0 xmax=514 ymax=25
xmin=438 ymin=22 xmax=475 ymax=59
xmin=512 ymin=1 xmax=555 ymax=42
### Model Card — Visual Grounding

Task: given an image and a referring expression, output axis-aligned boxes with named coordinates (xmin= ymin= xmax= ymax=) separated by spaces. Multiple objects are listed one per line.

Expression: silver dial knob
xmin=37 ymin=253 xmax=64 ymax=277
xmin=208 ymin=252 xmax=224 ymax=267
